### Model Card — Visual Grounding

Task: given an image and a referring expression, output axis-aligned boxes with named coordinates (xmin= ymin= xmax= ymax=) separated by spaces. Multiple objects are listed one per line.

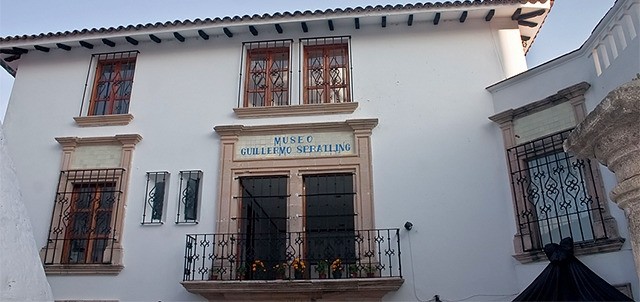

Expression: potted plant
xmin=236 ymin=264 xmax=247 ymax=280
xmin=252 ymin=260 xmax=266 ymax=279
xmin=291 ymin=257 xmax=306 ymax=279
xmin=364 ymin=263 xmax=376 ymax=278
xmin=330 ymin=258 xmax=343 ymax=279
xmin=315 ymin=260 xmax=328 ymax=279
xmin=348 ymin=264 xmax=359 ymax=278
xmin=273 ymin=262 xmax=287 ymax=279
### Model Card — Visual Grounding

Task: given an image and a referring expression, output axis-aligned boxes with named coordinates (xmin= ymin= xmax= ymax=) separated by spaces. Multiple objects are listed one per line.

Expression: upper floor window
xmin=242 ymin=40 xmax=291 ymax=107
xmin=302 ymin=37 xmax=351 ymax=104
xmin=88 ymin=51 xmax=138 ymax=116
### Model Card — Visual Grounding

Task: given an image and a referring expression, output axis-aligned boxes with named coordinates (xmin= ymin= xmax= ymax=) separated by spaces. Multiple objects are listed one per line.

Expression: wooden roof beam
xmin=4 ymin=55 xmax=20 ymax=62
xmin=12 ymin=47 xmax=28 ymax=54
xmin=102 ymin=38 xmax=115 ymax=47
xmin=275 ymin=24 xmax=283 ymax=34
xmin=56 ymin=43 xmax=71 ymax=51
xmin=407 ymin=14 xmax=413 ymax=26
xmin=79 ymin=41 xmax=93 ymax=49
xmin=301 ymin=22 xmax=308 ymax=33
xmin=223 ymin=27 xmax=233 ymax=38
xmin=511 ymin=8 xmax=522 ymax=20
xmin=198 ymin=30 xmax=209 ymax=40
xmin=34 ymin=45 xmax=50 ymax=52
xmin=249 ymin=25 xmax=258 ymax=36
xmin=149 ymin=34 xmax=161 ymax=43
xmin=433 ymin=12 xmax=440 ymax=25
xmin=518 ymin=20 xmax=538 ymax=27
xmin=459 ymin=11 xmax=467 ymax=23
xmin=354 ymin=18 xmax=360 ymax=29
xmin=381 ymin=16 xmax=387 ymax=28
xmin=328 ymin=20 xmax=334 ymax=31
xmin=485 ymin=9 xmax=495 ymax=21
xmin=518 ymin=9 xmax=546 ymax=20
xmin=126 ymin=36 xmax=139 ymax=45
xmin=0 ymin=49 xmax=21 ymax=55
xmin=173 ymin=32 xmax=185 ymax=42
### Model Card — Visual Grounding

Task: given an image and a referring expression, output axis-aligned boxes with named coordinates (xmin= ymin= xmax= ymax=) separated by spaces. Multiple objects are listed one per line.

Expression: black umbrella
xmin=513 ymin=237 xmax=632 ymax=301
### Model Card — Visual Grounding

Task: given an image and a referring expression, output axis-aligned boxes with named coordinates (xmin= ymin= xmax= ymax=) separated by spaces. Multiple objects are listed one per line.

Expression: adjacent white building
xmin=0 ymin=0 xmax=637 ymax=300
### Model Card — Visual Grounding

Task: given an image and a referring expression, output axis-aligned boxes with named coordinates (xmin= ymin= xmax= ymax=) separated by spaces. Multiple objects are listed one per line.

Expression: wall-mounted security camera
xmin=404 ymin=221 xmax=413 ymax=231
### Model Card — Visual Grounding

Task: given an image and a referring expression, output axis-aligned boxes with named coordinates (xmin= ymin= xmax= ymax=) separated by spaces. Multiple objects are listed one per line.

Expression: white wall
xmin=4 ymin=9 xmax=631 ymax=301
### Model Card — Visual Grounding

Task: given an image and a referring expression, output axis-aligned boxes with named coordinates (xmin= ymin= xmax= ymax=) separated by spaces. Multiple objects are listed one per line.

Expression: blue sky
xmin=0 ymin=0 xmax=615 ymax=121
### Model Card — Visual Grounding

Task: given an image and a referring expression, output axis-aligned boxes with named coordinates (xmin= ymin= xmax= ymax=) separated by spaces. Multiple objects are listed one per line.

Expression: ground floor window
xmin=45 ymin=168 xmax=125 ymax=265
xmin=508 ymin=130 xmax=606 ymax=250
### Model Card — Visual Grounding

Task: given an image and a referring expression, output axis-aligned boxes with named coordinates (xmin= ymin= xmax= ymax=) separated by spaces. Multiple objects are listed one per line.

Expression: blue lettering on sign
xmin=241 ymin=135 xmax=350 ymax=157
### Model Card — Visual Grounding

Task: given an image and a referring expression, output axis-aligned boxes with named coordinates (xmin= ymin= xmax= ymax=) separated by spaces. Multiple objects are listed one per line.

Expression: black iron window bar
xmin=44 ymin=168 xmax=125 ymax=265
xmin=182 ymin=228 xmax=402 ymax=281
xmin=176 ymin=170 xmax=202 ymax=224
xmin=141 ymin=171 xmax=169 ymax=225
xmin=507 ymin=129 xmax=609 ymax=252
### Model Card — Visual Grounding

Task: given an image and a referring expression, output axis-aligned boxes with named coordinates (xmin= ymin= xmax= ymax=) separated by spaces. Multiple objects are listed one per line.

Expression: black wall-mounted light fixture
xmin=404 ymin=221 xmax=413 ymax=231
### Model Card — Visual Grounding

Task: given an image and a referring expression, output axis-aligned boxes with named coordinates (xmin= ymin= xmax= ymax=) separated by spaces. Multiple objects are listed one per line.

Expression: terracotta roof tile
xmin=0 ymin=0 xmax=550 ymax=42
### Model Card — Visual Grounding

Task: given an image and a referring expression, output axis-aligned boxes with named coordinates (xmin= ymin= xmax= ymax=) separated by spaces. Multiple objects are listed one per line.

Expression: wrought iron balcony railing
xmin=183 ymin=228 xmax=402 ymax=281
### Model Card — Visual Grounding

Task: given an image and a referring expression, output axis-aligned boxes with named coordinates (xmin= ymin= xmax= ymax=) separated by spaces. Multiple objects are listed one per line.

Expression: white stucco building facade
xmin=0 ymin=0 xmax=637 ymax=301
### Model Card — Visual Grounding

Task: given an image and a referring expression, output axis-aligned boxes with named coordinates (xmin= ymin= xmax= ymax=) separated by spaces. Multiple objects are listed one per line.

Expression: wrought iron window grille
xmin=44 ymin=168 xmax=125 ymax=265
xmin=238 ymin=40 xmax=293 ymax=108
xmin=142 ymin=171 xmax=169 ymax=225
xmin=176 ymin=170 xmax=203 ymax=224
xmin=507 ymin=129 xmax=610 ymax=252
xmin=81 ymin=50 xmax=139 ymax=116
xmin=182 ymin=229 xmax=402 ymax=281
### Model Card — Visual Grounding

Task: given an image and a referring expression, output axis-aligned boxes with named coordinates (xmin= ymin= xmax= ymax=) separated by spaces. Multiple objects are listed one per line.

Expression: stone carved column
xmin=564 ymin=79 xmax=640 ymax=281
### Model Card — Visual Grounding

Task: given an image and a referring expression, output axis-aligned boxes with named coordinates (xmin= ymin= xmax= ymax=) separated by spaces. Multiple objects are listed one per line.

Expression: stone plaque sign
xmin=236 ymin=132 xmax=355 ymax=159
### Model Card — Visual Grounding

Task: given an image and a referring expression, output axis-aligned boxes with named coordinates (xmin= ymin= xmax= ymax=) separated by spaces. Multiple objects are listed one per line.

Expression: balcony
xmin=181 ymin=229 xmax=404 ymax=301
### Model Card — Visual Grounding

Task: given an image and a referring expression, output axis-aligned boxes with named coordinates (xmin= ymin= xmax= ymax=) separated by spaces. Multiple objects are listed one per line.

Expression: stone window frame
xmin=42 ymin=134 xmax=142 ymax=274
xmin=489 ymin=82 xmax=623 ymax=263
xmin=213 ymin=119 xmax=377 ymax=235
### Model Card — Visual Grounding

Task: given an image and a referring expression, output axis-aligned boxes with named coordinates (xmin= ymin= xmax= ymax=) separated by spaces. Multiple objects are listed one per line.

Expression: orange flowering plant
xmin=291 ymin=257 xmax=306 ymax=273
xmin=330 ymin=258 xmax=343 ymax=272
xmin=252 ymin=260 xmax=266 ymax=272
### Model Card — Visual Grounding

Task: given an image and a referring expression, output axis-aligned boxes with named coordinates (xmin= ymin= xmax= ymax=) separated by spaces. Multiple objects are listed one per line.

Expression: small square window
xmin=142 ymin=171 xmax=169 ymax=225
xmin=176 ymin=170 xmax=202 ymax=224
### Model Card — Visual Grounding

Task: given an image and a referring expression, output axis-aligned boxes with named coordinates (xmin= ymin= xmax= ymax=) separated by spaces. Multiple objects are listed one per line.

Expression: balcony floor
xmin=182 ymin=277 xmax=404 ymax=301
